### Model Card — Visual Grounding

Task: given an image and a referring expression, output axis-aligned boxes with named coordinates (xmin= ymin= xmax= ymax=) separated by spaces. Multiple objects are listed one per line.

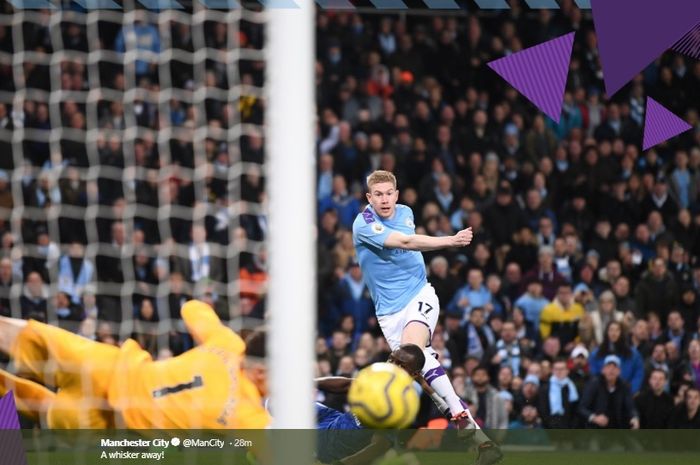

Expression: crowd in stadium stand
xmin=313 ymin=6 xmax=700 ymax=429
xmin=0 ymin=2 xmax=700 ymax=430
xmin=0 ymin=8 xmax=267 ymax=360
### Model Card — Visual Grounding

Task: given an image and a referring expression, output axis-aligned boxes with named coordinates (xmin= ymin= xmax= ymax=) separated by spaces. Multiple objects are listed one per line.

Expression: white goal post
xmin=266 ymin=0 xmax=316 ymax=440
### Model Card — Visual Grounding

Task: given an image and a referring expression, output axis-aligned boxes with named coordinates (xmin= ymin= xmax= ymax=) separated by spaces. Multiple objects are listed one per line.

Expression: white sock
xmin=421 ymin=350 xmax=465 ymax=417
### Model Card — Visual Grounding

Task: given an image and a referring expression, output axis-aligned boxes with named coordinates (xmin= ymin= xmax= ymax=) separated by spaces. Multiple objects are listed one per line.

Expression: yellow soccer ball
xmin=348 ymin=362 xmax=420 ymax=429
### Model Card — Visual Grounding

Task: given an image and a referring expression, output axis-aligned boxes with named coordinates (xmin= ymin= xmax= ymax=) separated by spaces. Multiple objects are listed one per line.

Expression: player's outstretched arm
xmin=315 ymin=376 xmax=353 ymax=394
xmin=0 ymin=316 xmax=28 ymax=356
xmin=383 ymin=227 xmax=473 ymax=252
xmin=181 ymin=299 xmax=230 ymax=345
xmin=0 ymin=368 xmax=54 ymax=424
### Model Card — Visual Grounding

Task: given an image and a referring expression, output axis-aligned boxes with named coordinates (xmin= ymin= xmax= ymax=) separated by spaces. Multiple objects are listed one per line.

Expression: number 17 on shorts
xmin=378 ymin=284 xmax=441 ymax=350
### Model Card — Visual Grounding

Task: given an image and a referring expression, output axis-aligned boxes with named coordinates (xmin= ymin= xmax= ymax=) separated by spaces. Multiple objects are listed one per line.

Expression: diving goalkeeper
xmin=0 ymin=300 xmax=270 ymax=429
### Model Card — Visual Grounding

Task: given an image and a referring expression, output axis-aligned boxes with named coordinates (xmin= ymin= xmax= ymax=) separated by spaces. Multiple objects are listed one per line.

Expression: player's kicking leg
xmin=394 ymin=287 xmax=502 ymax=465
xmin=392 ymin=286 xmax=468 ymax=420
xmin=401 ymin=322 xmax=502 ymax=464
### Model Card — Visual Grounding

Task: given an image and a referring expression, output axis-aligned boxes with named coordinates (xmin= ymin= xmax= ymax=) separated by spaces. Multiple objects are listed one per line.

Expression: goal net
xmin=0 ymin=0 xmax=315 ymax=446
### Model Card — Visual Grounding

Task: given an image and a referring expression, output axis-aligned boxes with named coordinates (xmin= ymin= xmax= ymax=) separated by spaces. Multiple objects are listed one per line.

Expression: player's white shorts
xmin=377 ymin=283 xmax=440 ymax=351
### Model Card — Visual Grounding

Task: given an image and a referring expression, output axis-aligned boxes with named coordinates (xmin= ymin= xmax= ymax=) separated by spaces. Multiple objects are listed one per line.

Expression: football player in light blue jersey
xmin=352 ymin=171 xmax=502 ymax=464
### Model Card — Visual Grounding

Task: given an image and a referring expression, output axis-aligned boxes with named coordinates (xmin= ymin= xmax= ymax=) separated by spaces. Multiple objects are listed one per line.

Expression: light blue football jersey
xmin=352 ymin=204 xmax=427 ymax=316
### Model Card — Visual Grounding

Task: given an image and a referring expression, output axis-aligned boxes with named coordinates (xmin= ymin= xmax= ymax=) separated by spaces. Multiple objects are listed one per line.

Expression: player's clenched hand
xmin=451 ymin=227 xmax=473 ymax=247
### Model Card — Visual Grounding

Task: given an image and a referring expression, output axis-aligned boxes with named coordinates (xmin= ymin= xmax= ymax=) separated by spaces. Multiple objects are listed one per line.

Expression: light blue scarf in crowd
xmin=548 ymin=375 xmax=579 ymax=415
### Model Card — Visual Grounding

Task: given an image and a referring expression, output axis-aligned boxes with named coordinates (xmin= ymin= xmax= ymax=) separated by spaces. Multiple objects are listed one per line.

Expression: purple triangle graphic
xmin=0 ymin=392 xmax=20 ymax=429
xmin=673 ymin=21 xmax=700 ymax=59
xmin=487 ymin=32 xmax=575 ymax=123
xmin=0 ymin=392 xmax=27 ymax=465
xmin=592 ymin=0 xmax=700 ymax=97
xmin=643 ymin=98 xmax=692 ymax=150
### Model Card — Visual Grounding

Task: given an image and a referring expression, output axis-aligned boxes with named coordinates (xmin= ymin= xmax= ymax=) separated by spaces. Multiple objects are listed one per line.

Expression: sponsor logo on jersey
xmin=362 ymin=209 xmax=375 ymax=224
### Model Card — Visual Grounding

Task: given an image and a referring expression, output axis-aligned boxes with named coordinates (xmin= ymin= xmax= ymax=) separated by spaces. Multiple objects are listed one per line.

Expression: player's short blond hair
xmin=366 ymin=170 xmax=397 ymax=190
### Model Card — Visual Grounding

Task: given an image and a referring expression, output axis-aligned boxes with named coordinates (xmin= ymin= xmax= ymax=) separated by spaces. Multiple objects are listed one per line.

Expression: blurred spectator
xmin=631 ymin=319 xmax=652 ymax=358
xmin=464 ymin=365 xmax=508 ymax=429
xmin=114 ymin=13 xmax=160 ymax=80
xmin=20 ymin=271 xmax=47 ymax=322
xmin=524 ymin=115 xmax=557 ymax=163
xmin=133 ymin=298 xmax=158 ymax=355
xmin=462 ymin=307 xmax=495 ymax=362
xmin=678 ymin=339 xmax=700 ymax=390
xmin=541 ymin=336 xmax=561 ymax=363
xmin=317 ymin=154 xmax=334 ymax=202
xmin=578 ymin=355 xmax=639 ymax=429
xmin=635 ymin=257 xmax=678 ymax=321
xmin=514 ymin=280 xmax=549 ymax=330
xmin=332 ymin=230 xmax=355 ymax=273
xmin=239 ymin=247 xmax=267 ymax=310
xmin=612 ymin=275 xmax=636 ymax=316
xmin=29 ymin=171 xmax=61 ymax=208
xmin=487 ymin=321 xmax=525 ymax=378
xmin=635 ymin=368 xmax=674 ymax=428
xmin=52 ymin=290 xmax=84 ymax=325
xmin=483 ymin=182 xmax=523 ymax=251
xmin=668 ymin=387 xmax=700 ymax=428
xmin=96 ymin=221 xmax=126 ymax=285
xmin=429 ymin=173 xmax=457 ymax=214
xmin=57 ymin=242 xmax=94 ymax=305
xmin=514 ymin=374 xmax=541 ymax=414
xmin=589 ymin=321 xmax=644 ymax=394
xmin=660 ymin=310 xmax=692 ymax=356
xmin=432 ymin=331 xmax=452 ymax=370
xmin=0 ymin=170 xmax=12 ymax=213
xmin=521 ymin=246 xmax=567 ymax=300
xmin=509 ymin=404 xmax=543 ymax=430
xmin=78 ymin=316 xmax=97 ymax=340
xmin=521 ymin=189 xmax=556 ymax=234
xmin=512 ymin=306 xmax=538 ymax=353
xmin=0 ymin=257 xmax=15 ymax=317
xmin=539 ymin=283 xmax=584 ymax=350
xmin=536 ymin=217 xmax=556 ymax=248
xmin=174 ymin=224 xmax=222 ymax=285
xmin=538 ymin=358 xmax=579 ymax=428
xmin=444 ymin=311 xmax=466 ymax=368
xmin=448 ymin=268 xmax=491 ymax=319
xmin=589 ymin=290 xmax=624 ymax=345
xmin=645 ymin=342 xmax=671 ymax=380
xmin=642 ymin=176 xmax=679 ymax=226
xmin=318 ymin=175 xmax=360 ymax=229
xmin=81 ymin=288 xmax=98 ymax=320
xmin=427 ymin=255 xmax=459 ymax=307
xmin=327 ymin=330 xmax=351 ymax=374
xmin=330 ymin=259 xmax=374 ymax=337
xmin=485 ymin=273 xmax=507 ymax=317
xmin=669 ymin=151 xmax=695 ymax=209
xmin=568 ymin=345 xmax=591 ymax=395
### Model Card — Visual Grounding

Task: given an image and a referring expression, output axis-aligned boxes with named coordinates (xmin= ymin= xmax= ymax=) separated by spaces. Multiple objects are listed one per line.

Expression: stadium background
xmin=0 ymin=0 xmax=699 ymax=430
